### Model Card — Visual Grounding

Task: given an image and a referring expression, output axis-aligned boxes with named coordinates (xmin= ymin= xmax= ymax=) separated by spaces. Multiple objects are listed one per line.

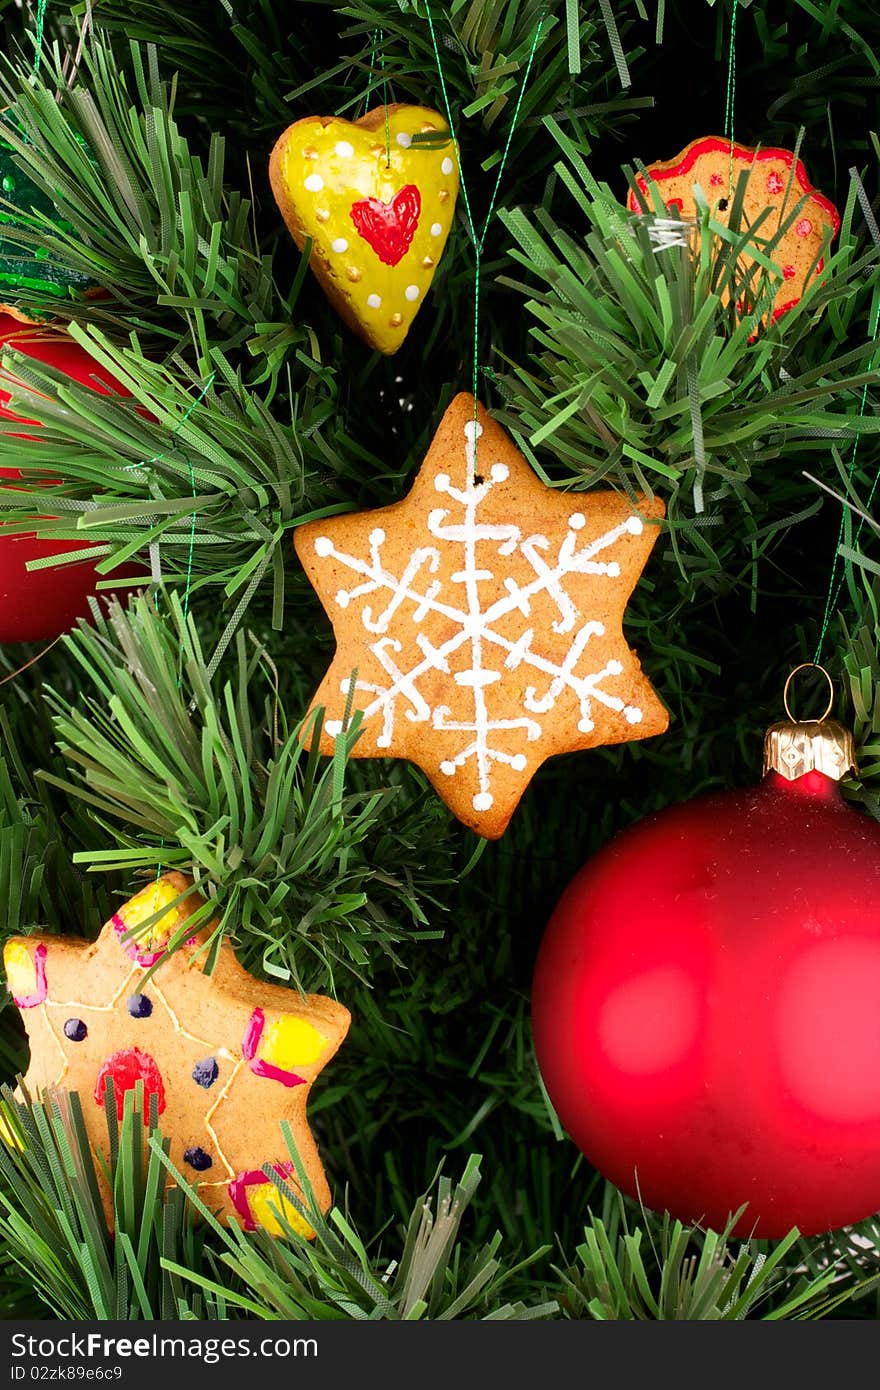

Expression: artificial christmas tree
xmin=1 ymin=0 xmax=880 ymax=1325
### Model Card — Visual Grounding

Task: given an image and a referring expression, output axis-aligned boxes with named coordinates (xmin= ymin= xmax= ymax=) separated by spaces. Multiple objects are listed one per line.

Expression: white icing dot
xmin=367 ymin=293 xmax=382 ymax=308
xmin=314 ymin=536 xmax=333 ymax=556
xmin=405 ymin=284 xmax=420 ymax=301
xmin=435 ymin=473 xmax=450 ymax=490
xmin=376 ymin=734 xmax=392 ymax=748
xmin=463 ymin=419 xmax=483 ymax=444
xmin=578 ymin=718 xmax=595 ymax=733
xmin=440 ymin=760 xmax=456 ymax=776
xmin=331 ymin=237 xmax=349 ymax=253
xmin=335 ymin=140 xmax=354 ymax=158
xmin=608 ymin=659 xmax=624 ymax=675
xmin=369 ymin=527 xmax=386 ymax=546
xmin=340 ymin=678 xmax=352 ymax=694
xmin=441 ymin=157 xmax=454 ymax=175
xmin=607 ymin=562 xmax=621 ymax=577
xmin=626 ymin=516 xmax=644 ymax=534
xmin=511 ymin=754 xmax=528 ymax=771
xmin=335 ymin=591 xmax=350 ymax=609
xmin=430 ymin=222 xmax=443 ymax=237
xmin=569 ymin=512 xmax=585 ymax=530
xmin=325 ymin=720 xmax=343 ymax=737
xmin=490 ymin=463 xmax=509 ymax=482
xmin=625 ymin=707 xmax=644 ymax=724
xmin=473 ymin=791 xmax=494 ymax=811
xmin=304 ymin=173 xmax=324 ymax=193
xmin=396 ymin=132 xmax=412 ymax=148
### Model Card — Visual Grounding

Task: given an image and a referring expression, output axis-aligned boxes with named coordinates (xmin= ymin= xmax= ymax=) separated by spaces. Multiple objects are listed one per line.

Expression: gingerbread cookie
xmin=628 ymin=136 xmax=839 ymax=322
xmin=3 ymin=873 xmax=350 ymax=1236
xmin=295 ymin=394 xmax=668 ymax=838
xmin=269 ymin=104 xmax=459 ymax=353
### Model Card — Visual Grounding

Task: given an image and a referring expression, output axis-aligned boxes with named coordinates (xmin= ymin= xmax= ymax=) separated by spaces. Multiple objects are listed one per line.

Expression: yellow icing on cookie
xmin=0 ymin=1108 xmax=24 ymax=1151
xmin=270 ymin=104 xmax=459 ymax=354
xmin=4 ymin=940 xmax=38 ymax=999
xmin=248 ymin=1182 xmax=316 ymax=1239
xmin=117 ymin=877 xmax=186 ymax=948
xmin=260 ymin=1015 xmax=327 ymax=1069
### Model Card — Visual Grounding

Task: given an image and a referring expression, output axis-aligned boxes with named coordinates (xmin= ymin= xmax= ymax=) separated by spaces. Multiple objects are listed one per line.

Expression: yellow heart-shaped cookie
xmin=269 ymin=104 xmax=459 ymax=354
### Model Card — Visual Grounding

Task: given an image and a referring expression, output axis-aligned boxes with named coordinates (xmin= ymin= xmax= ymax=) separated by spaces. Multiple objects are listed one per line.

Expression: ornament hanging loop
xmin=782 ymin=662 xmax=835 ymax=724
xmin=764 ymin=663 xmax=856 ymax=782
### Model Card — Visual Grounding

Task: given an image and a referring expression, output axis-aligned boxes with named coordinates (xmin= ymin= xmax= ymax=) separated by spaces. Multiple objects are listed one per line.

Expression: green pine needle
xmin=39 ymin=592 xmax=454 ymax=991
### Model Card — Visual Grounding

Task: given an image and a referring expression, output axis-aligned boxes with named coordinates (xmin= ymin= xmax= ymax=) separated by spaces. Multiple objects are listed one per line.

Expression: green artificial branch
xmin=556 ymin=1207 xmax=842 ymax=1319
xmin=38 ymin=593 xmax=453 ymax=990
xmin=492 ymin=119 xmax=880 ymax=600
xmin=0 ymin=326 xmax=355 ymax=629
xmin=0 ymin=37 xmax=304 ymax=372
xmin=0 ymin=1086 xmax=555 ymax=1320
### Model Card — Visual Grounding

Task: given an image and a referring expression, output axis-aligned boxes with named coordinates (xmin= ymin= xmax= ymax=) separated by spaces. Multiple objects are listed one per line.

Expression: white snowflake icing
xmin=316 ymin=420 xmax=646 ymax=816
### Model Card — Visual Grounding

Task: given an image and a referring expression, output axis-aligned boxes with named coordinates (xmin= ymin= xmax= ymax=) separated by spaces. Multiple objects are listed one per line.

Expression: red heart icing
xmin=350 ymin=185 xmax=421 ymax=267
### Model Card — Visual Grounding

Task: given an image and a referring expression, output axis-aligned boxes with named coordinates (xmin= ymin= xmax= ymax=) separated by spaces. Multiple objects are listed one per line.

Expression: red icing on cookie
xmin=94 ymin=1048 xmax=166 ymax=1121
xmin=242 ymin=1006 xmax=264 ymax=1061
xmin=627 ymin=138 xmax=840 ymax=235
xmin=250 ymin=1059 xmax=306 ymax=1088
xmin=350 ymin=185 xmax=421 ymax=266
xmin=229 ymin=1162 xmax=296 ymax=1230
xmin=112 ymin=912 xmax=168 ymax=967
xmin=783 ymin=265 xmax=796 ymax=280
xmin=767 ymin=171 xmax=784 ymax=194
xmin=796 ymin=218 xmax=813 ymax=237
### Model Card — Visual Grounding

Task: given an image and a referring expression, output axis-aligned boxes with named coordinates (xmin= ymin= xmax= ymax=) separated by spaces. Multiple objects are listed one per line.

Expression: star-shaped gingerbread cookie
xmin=3 ymin=873 xmax=350 ymax=1236
xmin=295 ymin=394 xmax=668 ymax=838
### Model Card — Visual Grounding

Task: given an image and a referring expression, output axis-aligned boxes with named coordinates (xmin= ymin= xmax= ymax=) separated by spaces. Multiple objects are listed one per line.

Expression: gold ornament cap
xmin=763 ymin=663 xmax=857 ymax=782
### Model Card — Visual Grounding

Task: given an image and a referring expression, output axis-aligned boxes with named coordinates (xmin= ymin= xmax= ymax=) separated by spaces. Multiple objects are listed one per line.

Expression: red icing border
xmin=627 ymin=136 xmax=840 ymax=234
xmin=250 ymin=1058 xmax=306 ymax=1087
xmin=242 ymin=1006 xmax=264 ymax=1061
xmin=229 ymin=1162 xmax=297 ymax=1231
xmin=242 ymin=1006 xmax=306 ymax=1086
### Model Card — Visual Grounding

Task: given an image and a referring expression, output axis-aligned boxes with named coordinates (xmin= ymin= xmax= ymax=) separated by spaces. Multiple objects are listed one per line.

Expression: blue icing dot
xmin=192 ymin=1057 xmax=219 ymax=1088
xmin=184 ymin=1146 xmax=213 ymax=1172
xmin=127 ymin=993 xmax=153 ymax=1019
xmin=64 ymin=1018 xmax=87 ymax=1042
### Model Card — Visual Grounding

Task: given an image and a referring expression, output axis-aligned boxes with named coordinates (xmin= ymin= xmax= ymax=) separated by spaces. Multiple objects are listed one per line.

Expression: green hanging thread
xmin=363 ymin=29 xmax=392 ymax=167
xmin=723 ymin=0 xmax=738 ymax=198
xmin=32 ymin=0 xmax=47 ymax=79
xmin=424 ymin=2 xmax=546 ymax=473
xmin=362 ymin=28 xmax=381 ymax=114
xmin=813 ymin=297 xmax=880 ymax=664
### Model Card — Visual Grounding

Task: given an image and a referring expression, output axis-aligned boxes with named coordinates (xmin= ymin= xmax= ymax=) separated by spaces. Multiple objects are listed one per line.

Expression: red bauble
xmin=532 ymin=766 xmax=880 ymax=1237
xmin=0 ymin=314 xmax=130 ymax=643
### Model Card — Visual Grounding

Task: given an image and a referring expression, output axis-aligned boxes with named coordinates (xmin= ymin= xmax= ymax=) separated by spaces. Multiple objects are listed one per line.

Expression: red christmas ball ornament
xmin=0 ymin=314 xmax=131 ymax=643
xmin=532 ymin=666 xmax=880 ymax=1238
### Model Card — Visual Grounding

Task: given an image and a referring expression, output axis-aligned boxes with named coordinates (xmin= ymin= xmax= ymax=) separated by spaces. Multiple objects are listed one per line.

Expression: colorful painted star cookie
xmin=295 ymin=393 xmax=668 ymax=838
xmin=627 ymin=136 xmax=839 ymax=322
xmin=0 ymin=113 xmax=99 ymax=321
xmin=269 ymin=104 xmax=459 ymax=353
xmin=3 ymin=873 xmax=350 ymax=1236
